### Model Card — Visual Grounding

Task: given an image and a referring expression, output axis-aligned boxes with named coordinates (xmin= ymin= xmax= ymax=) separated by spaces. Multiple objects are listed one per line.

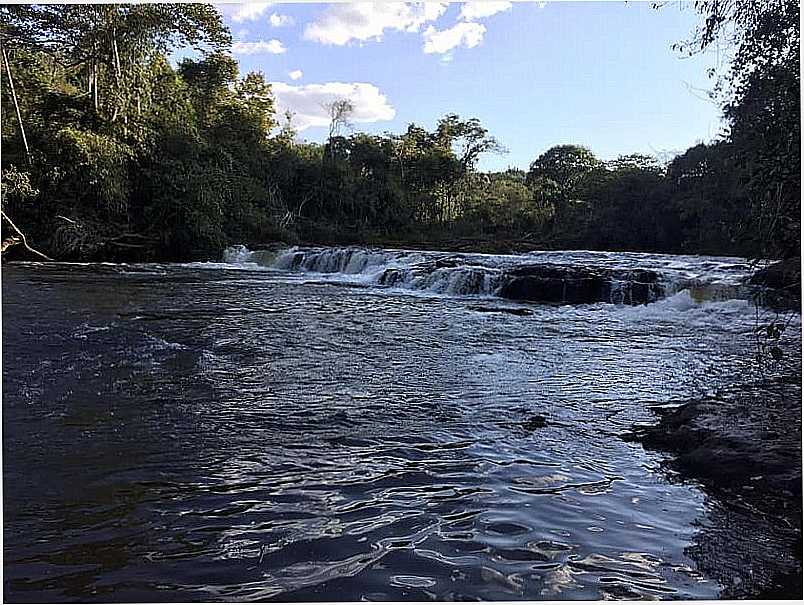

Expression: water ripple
xmin=3 ymin=259 xmax=799 ymax=601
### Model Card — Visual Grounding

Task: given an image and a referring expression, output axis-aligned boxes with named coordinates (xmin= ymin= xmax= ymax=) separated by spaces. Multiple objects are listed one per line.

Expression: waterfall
xmin=220 ymin=245 xmax=759 ymax=306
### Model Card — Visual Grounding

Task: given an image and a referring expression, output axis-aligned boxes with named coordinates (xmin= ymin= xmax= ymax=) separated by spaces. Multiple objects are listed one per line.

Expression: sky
xmin=207 ymin=1 xmax=726 ymax=171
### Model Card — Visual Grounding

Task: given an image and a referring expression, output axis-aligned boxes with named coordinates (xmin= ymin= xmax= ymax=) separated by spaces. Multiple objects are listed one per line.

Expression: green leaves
xmin=526 ymin=145 xmax=603 ymax=191
xmin=0 ymin=165 xmax=39 ymax=209
xmin=54 ymin=127 xmax=133 ymax=217
xmin=678 ymin=0 xmax=800 ymax=261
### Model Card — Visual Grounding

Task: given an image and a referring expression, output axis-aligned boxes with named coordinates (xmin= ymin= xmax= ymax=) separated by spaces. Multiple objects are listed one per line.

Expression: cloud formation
xmin=224 ymin=2 xmax=274 ymax=24
xmin=422 ymin=21 xmax=486 ymax=54
xmin=270 ymin=82 xmax=395 ymax=131
xmin=231 ymin=39 xmax=286 ymax=55
xmin=459 ymin=1 xmax=513 ymax=21
xmin=288 ymin=69 xmax=303 ymax=81
xmin=304 ymin=2 xmax=448 ymax=46
xmin=269 ymin=13 xmax=294 ymax=27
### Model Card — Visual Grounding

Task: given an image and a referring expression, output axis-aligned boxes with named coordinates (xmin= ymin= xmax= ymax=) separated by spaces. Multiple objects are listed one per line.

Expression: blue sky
xmin=211 ymin=1 xmax=725 ymax=171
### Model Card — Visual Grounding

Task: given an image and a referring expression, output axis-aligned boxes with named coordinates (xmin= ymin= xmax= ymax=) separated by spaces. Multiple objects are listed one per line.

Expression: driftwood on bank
xmin=1 ymin=209 xmax=52 ymax=260
xmin=47 ymin=215 xmax=160 ymax=261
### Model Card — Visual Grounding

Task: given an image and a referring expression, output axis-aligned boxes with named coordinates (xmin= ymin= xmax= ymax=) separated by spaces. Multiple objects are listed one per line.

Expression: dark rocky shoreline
xmin=627 ymin=376 xmax=802 ymax=599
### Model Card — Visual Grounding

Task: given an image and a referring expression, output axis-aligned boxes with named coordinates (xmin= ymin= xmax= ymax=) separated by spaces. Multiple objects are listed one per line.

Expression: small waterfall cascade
xmin=220 ymin=245 xmax=760 ymax=306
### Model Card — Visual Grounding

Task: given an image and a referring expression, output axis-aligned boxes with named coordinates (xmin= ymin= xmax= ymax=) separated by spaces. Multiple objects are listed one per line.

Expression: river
xmin=3 ymin=246 xmax=800 ymax=601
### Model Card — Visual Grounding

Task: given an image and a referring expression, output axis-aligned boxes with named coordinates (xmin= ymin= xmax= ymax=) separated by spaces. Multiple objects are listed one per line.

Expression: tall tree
xmin=675 ymin=0 xmax=800 ymax=259
xmin=526 ymin=144 xmax=604 ymax=227
xmin=1 ymin=3 xmax=230 ymax=125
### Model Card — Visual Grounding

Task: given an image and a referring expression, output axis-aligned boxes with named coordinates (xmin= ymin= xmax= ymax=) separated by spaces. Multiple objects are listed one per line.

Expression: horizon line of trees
xmin=0 ymin=2 xmax=799 ymax=263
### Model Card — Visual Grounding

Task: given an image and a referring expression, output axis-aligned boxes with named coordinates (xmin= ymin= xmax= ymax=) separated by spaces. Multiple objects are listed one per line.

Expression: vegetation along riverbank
xmin=0 ymin=1 xmax=800 ymax=281
xmin=1 ymin=1 xmax=801 ymax=601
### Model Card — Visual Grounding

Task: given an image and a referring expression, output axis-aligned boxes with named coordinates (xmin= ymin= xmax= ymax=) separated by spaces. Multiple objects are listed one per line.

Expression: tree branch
xmin=1 ymin=209 xmax=52 ymax=260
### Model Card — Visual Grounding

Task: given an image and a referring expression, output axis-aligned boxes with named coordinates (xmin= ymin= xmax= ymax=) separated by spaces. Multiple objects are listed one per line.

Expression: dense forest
xmin=0 ymin=1 xmax=799 ymax=264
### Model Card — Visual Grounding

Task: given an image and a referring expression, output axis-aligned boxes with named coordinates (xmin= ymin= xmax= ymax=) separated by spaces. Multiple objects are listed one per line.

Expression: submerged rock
xmin=378 ymin=267 xmax=405 ymax=286
xmin=467 ymin=305 xmax=534 ymax=316
xmin=522 ymin=414 xmax=548 ymax=430
xmin=749 ymin=258 xmax=800 ymax=290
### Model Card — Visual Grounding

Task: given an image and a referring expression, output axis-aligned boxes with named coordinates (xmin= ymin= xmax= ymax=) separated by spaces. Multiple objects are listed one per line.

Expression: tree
xmin=178 ymin=52 xmax=238 ymax=125
xmin=666 ymin=142 xmax=747 ymax=254
xmin=606 ymin=153 xmax=664 ymax=175
xmin=1 ymin=4 xmax=230 ymax=125
xmin=673 ymin=0 xmax=800 ymax=259
xmin=435 ymin=113 xmax=505 ymax=171
xmin=325 ymin=98 xmax=354 ymax=140
xmin=275 ymin=109 xmax=297 ymax=147
xmin=527 ymin=145 xmax=603 ymax=190
xmin=526 ymin=145 xmax=604 ymax=227
xmin=583 ymin=166 xmax=677 ymax=252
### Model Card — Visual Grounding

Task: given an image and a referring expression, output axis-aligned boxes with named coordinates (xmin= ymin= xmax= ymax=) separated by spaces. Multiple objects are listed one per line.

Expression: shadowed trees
xmin=0 ymin=2 xmax=798 ymax=261
xmin=676 ymin=0 xmax=800 ymax=260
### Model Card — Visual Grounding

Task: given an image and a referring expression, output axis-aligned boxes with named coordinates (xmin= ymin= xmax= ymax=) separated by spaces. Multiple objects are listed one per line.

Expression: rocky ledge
xmin=627 ymin=377 xmax=802 ymax=598
xmin=749 ymin=258 xmax=801 ymax=309
xmin=499 ymin=264 xmax=662 ymax=305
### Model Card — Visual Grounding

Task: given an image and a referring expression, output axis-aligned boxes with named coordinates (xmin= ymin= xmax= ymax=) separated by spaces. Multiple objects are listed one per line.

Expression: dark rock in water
xmin=628 ymin=381 xmax=802 ymax=494
xmin=626 ymin=378 xmax=802 ymax=599
xmin=749 ymin=258 xmax=800 ymax=290
xmin=456 ymin=268 xmax=489 ymax=294
xmin=501 ymin=275 xmax=601 ymax=304
xmin=748 ymin=258 xmax=801 ymax=307
xmin=286 ymin=251 xmax=305 ymax=270
xmin=378 ymin=268 xmax=405 ymax=286
xmin=467 ymin=305 xmax=534 ymax=316
xmin=432 ymin=255 xmax=466 ymax=269
xmin=499 ymin=264 xmax=661 ymax=305
xmin=522 ymin=414 xmax=548 ymax=430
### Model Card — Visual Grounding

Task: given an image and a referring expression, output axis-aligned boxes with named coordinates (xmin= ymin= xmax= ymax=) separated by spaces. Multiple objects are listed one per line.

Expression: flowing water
xmin=3 ymin=246 xmax=800 ymax=602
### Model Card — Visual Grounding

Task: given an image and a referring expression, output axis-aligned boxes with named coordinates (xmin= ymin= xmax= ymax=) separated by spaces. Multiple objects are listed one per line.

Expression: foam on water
xmin=220 ymin=245 xmax=762 ymax=306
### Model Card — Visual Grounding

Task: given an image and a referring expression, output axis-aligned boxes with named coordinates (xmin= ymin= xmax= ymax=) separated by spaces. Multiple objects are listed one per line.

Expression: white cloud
xmin=304 ymin=2 xmax=448 ymax=46
xmin=288 ymin=69 xmax=303 ymax=81
xmin=459 ymin=1 xmax=512 ymax=20
xmin=222 ymin=2 xmax=274 ymax=24
xmin=269 ymin=12 xmax=294 ymax=27
xmin=270 ymin=82 xmax=396 ymax=131
xmin=422 ymin=21 xmax=486 ymax=54
xmin=231 ymin=39 xmax=286 ymax=55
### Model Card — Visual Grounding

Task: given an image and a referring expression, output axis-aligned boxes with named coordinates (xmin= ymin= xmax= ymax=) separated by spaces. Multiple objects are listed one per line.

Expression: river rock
xmin=748 ymin=258 xmax=801 ymax=307
xmin=522 ymin=414 xmax=548 ymax=430
xmin=498 ymin=264 xmax=661 ymax=305
xmin=626 ymin=377 xmax=802 ymax=599
xmin=467 ymin=305 xmax=534 ymax=316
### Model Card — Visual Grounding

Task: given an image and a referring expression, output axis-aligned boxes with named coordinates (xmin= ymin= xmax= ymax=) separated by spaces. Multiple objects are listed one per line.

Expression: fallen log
xmin=1 ymin=210 xmax=52 ymax=260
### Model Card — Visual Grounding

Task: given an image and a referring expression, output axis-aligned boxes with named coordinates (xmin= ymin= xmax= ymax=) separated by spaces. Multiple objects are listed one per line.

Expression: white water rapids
xmin=217 ymin=244 xmax=759 ymax=305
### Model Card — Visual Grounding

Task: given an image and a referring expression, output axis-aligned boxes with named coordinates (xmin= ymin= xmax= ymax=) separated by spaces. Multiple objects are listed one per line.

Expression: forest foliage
xmin=0 ymin=2 xmax=799 ymax=261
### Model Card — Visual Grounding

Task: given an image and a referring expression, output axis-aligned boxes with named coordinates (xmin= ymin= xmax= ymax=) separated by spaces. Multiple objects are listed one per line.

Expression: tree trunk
xmin=1 ymin=42 xmax=31 ymax=164
xmin=1 ymin=210 xmax=52 ymax=260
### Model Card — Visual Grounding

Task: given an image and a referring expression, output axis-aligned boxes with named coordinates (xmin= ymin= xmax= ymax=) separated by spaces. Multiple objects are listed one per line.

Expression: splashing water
xmin=216 ymin=244 xmax=759 ymax=303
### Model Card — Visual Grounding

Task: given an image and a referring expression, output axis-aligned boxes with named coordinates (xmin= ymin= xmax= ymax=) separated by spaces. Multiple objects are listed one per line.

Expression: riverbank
xmin=627 ymin=376 xmax=802 ymax=598
xmin=0 ymin=224 xmax=657 ymax=263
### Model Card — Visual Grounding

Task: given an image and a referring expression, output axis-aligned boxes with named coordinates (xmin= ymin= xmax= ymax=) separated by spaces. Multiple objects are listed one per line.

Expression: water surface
xmin=3 ymin=248 xmax=799 ymax=601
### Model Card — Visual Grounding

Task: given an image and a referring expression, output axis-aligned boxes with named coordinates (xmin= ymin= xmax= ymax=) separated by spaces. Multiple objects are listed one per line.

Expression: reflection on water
xmin=2 ymin=256 xmax=799 ymax=601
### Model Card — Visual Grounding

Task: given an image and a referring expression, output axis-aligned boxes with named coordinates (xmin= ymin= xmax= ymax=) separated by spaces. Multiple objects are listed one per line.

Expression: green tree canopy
xmin=526 ymin=144 xmax=603 ymax=192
